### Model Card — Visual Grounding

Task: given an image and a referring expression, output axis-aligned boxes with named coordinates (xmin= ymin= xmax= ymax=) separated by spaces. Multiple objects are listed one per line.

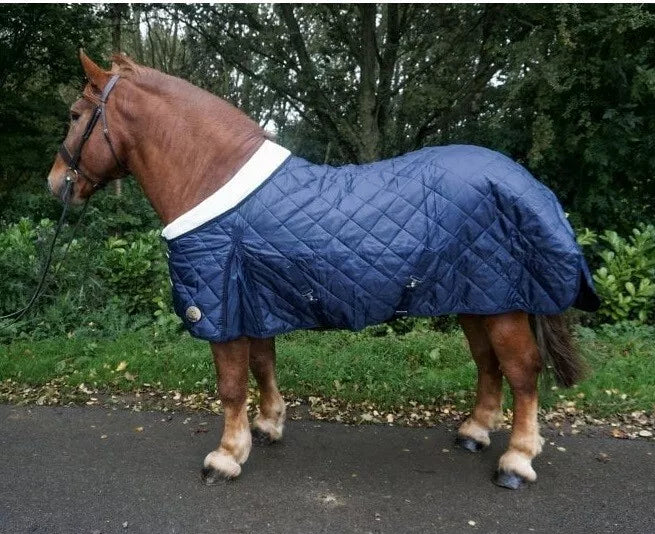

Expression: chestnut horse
xmin=47 ymin=52 xmax=588 ymax=490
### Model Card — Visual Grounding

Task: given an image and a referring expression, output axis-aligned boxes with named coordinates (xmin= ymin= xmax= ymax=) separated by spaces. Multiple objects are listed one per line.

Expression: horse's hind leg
xmin=484 ymin=312 xmax=544 ymax=489
xmin=202 ymin=338 xmax=252 ymax=483
xmin=456 ymin=314 xmax=504 ymax=451
xmin=249 ymin=337 xmax=286 ymax=444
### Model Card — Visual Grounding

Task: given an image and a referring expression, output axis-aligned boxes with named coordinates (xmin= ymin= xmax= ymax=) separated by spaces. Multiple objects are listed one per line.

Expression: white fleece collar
xmin=161 ymin=140 xmax=290 ymax=240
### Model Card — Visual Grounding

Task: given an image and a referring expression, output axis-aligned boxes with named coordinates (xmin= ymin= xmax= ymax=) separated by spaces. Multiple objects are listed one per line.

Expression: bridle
xmin=58 ymin=73 xmax=129 ymax=192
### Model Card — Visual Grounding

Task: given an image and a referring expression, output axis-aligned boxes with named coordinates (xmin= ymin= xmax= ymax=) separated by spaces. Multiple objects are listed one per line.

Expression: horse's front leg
xmin=249 ymin=337 xmax=286 ymax=444
xmin=456 ymin=315 xmax=504 ymax=452
xmin=202 ymin=337 xmax=252 ymax=483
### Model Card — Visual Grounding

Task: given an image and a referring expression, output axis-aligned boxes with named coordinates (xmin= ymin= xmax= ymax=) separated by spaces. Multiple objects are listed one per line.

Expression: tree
xmin=457 ymin=4 xmax=655 ymax=229
xmin=0 ymin=4 xmax=105 ymax=196
xmin=171 ymin=4 xmax=534 ymax=163
xmin=1 ymin=4 xmax=652 ymax=231
xmin=108 ymin=3 xmax=128 ymax=196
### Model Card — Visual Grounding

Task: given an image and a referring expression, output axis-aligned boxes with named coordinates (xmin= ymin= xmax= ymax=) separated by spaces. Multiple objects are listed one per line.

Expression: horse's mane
xmin=109 ymin=54 xmax=266 ymax=139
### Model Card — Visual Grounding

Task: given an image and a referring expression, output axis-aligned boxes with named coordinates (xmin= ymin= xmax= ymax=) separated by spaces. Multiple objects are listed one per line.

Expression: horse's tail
xmin=530 ymin=314 xmax=587 ymax=387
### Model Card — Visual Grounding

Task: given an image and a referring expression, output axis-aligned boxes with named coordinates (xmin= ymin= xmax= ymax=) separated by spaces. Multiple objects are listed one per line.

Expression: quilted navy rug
xmin=163 ymin=141 xmax=599 ymax=342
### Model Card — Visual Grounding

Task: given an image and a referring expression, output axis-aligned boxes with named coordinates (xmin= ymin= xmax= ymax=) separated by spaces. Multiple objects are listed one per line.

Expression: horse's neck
xmin=124 ymin=85 xmax=266 ymax=224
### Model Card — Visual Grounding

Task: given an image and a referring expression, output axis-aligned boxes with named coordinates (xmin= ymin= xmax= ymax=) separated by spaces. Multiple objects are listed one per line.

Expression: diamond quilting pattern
xmin=166 ymin=144 xmax=599 ymax=342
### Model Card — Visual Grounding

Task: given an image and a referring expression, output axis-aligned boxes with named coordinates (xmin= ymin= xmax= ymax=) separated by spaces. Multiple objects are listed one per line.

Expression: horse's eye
xmin=70 ymin=111 xmax=81 ymax=122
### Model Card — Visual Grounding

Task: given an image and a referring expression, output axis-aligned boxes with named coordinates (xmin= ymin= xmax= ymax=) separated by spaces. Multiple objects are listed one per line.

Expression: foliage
xmin=100 ymin=231 xmax=167 ymax=315
xmin=167 ymin=4 xmax=655 ymax=229
xmin=496 ymin=5 xmax=655 ymax=230
xmin=366 ymin=316 xmax=460 ymax=337
xmin=1 ymin=4 xmax=654 ymax=231
xmin=581 ymin=224 xmax=655 ymax=323
xmin=0 ymin=218 xmax=47 ymax=313
xmin=0 ymin=207 xmax=176 ymax=343
xmin=576 ymin=227 xmax=598 ymax=248
xmin=171 ymin=4 xmax=549 ymax=163
xmin=0 ymin=4 xmax=106 ymax=195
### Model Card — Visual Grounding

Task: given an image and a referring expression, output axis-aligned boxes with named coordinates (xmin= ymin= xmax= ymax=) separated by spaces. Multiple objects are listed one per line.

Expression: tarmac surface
xmin=0 ymin=404 xmax=653 ymax=534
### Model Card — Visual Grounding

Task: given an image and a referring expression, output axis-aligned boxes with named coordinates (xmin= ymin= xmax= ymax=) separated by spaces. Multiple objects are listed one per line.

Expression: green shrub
xmin=99 ymin=230 xmax=169 ymax=316
xmin=0 ymin=218 xmax=51 ymax=313
xmin=2 ymin=198 xmax=653 ymax=343
xmin=581 ymin=224 xmax=655 ymax=323
xmin=0 ymin=216 xmax=178 ymax=341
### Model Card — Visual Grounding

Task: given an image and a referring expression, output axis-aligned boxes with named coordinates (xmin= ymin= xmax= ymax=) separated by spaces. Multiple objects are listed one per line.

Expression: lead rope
xmin=0 ymin=180 xmax=90 ymax=328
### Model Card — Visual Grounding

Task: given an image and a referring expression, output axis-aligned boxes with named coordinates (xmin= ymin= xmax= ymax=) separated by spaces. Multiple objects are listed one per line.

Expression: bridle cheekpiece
xmin=58 ymin=73 xmax=129 ymax=191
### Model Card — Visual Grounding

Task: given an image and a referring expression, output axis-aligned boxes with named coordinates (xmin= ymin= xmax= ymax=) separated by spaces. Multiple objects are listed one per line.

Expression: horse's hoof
xmin=493 ymin=469 xmax=526 ymax=490
xmin=455 ymin=435 xmax=486 ymax=453
xmin=251 ymin=427 xmax=276 ymax=446
xmin=201 ymin=451 xmax=242 ymax=484
xmin=201 ymin=466 xmax=236 ymax=485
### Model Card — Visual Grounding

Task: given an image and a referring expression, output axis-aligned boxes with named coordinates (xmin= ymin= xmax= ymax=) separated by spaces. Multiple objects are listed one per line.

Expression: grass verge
xmin=0 ymin=323 xmax=653 ymax=418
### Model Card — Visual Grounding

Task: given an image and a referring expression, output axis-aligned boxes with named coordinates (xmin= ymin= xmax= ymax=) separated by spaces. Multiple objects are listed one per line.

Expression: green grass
xmin=0 ymin=323 xmax=653 ymax=416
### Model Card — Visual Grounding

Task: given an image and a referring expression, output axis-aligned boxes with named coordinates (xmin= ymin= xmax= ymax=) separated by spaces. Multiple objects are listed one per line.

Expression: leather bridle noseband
xmin=58 ymin=73 xmax=129 ymax=191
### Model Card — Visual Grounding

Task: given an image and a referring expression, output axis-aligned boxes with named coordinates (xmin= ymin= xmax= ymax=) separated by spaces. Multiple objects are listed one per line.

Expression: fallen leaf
xmin=611 ymin=428 xmax=628 ymax=439
xmin=116 ymin=361 xmax=128 ymax=372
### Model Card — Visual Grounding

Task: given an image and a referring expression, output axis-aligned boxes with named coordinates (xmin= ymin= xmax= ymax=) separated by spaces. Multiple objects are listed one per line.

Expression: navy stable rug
xmin=163 ymin=141 xmax=599 ymax=342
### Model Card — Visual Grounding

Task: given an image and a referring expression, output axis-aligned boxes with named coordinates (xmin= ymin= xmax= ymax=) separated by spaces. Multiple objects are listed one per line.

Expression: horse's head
xmin=47 ymin=50 xmax=130 ymax=204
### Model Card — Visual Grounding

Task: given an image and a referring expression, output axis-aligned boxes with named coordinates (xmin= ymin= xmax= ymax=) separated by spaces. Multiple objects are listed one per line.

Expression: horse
xmin=47 ymin=51 xmax=599 ymax=490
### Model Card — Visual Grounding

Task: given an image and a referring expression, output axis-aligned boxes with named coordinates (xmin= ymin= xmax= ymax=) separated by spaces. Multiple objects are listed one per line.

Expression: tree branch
xmin=324 ymin=4 xmax=361 ymax=61
xmin=356 ymin=4 xmax=379 ymax=160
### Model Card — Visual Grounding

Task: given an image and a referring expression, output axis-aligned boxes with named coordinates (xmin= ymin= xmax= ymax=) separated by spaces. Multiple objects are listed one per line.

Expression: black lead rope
xmin=0 ymin=180 xmax=89 ymax=328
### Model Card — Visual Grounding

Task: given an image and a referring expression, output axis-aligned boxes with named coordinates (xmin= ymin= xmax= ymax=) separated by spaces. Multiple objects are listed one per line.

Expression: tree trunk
xmin=111 ymin=4 xmax=127 ymax=195
xmin=357 ymin=5 xmax=380 ymax=162
xmin=133 ymin=6 xmax=145 ymax=64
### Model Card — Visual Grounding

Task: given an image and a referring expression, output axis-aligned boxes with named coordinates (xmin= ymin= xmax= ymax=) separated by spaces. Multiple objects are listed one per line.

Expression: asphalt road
xmin=0 ymin=405 xmax=653 ymax=534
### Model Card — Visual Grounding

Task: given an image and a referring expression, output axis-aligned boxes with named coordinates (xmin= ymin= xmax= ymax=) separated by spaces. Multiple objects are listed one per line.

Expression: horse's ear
xmin=111 ymin=53 xmax=138 ymax=74
xmin=79 ymin=49 xmax=111 ymax=90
